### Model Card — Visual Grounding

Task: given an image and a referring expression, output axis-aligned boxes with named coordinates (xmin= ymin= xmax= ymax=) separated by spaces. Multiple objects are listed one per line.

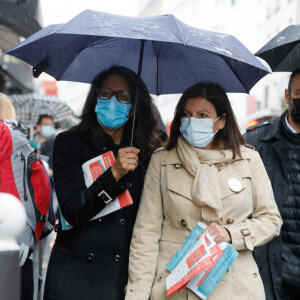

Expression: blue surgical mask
xmin=95 ymin=96 xmax=132 ymax=130
xmin=41 ymin=125 xmax=55 ymax=139
xmin=180 ymin=117 xmax=220 ymax=148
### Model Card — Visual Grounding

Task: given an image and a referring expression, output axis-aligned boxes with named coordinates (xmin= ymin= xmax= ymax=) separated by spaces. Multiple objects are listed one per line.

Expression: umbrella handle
xmin=130 ymin=39 xmax=146 ymax=147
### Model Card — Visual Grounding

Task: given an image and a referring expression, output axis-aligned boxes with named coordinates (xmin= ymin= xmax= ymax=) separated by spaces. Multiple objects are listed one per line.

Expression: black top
xmin=44 ymin=125 xmax=147 ymax=300
xmin=280 ymin=117 xmax=300 ymax=290
xmin=243 ymin=110 xmax=300 ymax=299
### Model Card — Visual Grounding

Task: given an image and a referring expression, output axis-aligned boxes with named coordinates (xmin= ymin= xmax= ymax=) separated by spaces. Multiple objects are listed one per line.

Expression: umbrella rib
xmin=171 ymin=17 xmax=184 ymax=43
xmin=151 ymin=40 xmax=159 ymax=94
xmin=221 ymin=56 xmax=248 ymax=93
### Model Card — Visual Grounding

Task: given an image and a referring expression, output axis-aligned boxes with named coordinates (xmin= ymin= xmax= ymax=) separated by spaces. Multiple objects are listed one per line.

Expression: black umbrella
xmin=255 ymin=25 xmax=300 ymax=72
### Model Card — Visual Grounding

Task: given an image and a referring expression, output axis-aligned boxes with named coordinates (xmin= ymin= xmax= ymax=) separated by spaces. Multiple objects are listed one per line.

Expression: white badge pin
xmin=228 ymin=178 xmax=242 ymax=192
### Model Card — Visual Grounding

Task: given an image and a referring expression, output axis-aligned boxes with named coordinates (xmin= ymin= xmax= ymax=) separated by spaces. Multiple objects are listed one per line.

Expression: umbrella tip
xmin=32 ymin=67 xmax=42 ymax=78
xmin=33 ymin=58 xmax=49 ymax=78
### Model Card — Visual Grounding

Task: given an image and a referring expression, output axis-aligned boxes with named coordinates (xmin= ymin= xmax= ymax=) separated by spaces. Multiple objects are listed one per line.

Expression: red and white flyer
xmin=60 ymin=151 xmax=133 ymax=230
xmin=82 ymin=151 xmax=133 ymax=219
xmin=166 ymin=221 xmax=238 ymax=299
xmin=166 ymin=232 xmax=218 ymax=296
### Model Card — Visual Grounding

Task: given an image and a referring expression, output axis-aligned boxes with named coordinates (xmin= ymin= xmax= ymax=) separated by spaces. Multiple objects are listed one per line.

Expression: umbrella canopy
xmin=6 ymin=10 xmax=269 ymax=94
xmin=255 ymin=25 xmax=300 ymax=72
xmin=9 ymin=93 xmax=73 ymax=128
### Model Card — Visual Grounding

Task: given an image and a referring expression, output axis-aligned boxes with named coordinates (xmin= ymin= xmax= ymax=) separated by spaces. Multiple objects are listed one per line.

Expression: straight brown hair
xmin=166 ymin=82 xmax=245 ymax=159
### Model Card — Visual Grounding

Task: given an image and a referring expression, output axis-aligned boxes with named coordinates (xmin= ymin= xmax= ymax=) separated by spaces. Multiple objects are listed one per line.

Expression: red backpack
xmin=0 ymin=119 xmax=52 ymax=262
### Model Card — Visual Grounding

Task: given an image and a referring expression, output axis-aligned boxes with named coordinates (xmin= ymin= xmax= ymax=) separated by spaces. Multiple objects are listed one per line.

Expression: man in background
xmin=32 ymin=114 xmax=56 ymax=177
xmin=244 ymin=68 xmax=300 ymax=300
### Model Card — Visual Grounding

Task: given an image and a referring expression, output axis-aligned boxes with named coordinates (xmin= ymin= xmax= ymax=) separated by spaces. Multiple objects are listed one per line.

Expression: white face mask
xmin=41 ymin=125 xmax=55 ymax=138
xmin=180 ymin=117 xmax=220 ymax=148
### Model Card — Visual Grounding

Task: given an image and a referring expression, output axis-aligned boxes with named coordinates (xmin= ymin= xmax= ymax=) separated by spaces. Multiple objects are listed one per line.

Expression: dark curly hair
xmin=75 ymin=66 xmax=164 ymax=163
xmin=166 ymin=82 xmax=245 ymax=158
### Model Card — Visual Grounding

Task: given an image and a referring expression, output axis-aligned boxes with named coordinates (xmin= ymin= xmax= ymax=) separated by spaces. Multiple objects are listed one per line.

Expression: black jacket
xmin=40 ymin=137 xmax=55 ymax=171
xmin=44 ymin=126 xmax=147 ymax=300
xmin=244 ymin=111 xmax=290 ymax=300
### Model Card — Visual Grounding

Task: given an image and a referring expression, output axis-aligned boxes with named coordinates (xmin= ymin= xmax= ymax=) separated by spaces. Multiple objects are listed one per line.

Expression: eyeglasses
xmin=97 ymin=87 xmax=132 ymax=104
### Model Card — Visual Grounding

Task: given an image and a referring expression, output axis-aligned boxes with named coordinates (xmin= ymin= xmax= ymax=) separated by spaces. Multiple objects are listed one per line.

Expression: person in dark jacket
xmin=244 ymin=68 xmax=300 ymax=300
xmin=31 ymin=114 xmax=56 ymax=177
xmin=43 ymin=66 xmax=166 ymax=300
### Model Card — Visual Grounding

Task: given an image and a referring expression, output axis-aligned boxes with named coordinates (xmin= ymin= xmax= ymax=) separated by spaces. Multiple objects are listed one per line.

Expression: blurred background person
xmin=29 ymin=114 xmax=57 ymax=300
xmin=0 ymin=93 xmax=36 ymax=300
xmin=31 ymin=114 xmax=56 ymax=178
xmin=0 ymin=93 xmax=17 ymax=120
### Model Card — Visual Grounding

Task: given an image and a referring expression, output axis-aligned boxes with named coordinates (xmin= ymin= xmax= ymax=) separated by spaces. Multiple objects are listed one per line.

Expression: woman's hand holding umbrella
xmin=111 ymin=147 xmax=140 ymax=182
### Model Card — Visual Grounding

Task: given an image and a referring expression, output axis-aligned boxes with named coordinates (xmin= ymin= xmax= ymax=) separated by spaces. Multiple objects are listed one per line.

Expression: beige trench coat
xmin=125 ymin=146 xmax=282 ymax=300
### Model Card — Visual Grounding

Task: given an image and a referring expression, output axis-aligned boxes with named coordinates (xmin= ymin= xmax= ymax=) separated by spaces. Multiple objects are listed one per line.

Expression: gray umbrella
xmin=8 ymin=93 xmax=73 ymax=129
xmin=255 ymin=25 xmax=300 ymax=72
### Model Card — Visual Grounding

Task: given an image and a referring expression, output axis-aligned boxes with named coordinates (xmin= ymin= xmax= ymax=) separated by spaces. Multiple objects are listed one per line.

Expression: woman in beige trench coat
xmin=125 ymin=82 xmax=282 ymax=300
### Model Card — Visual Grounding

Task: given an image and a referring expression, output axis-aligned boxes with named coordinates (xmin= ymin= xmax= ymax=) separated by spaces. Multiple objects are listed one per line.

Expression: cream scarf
xmin=177 ymin=136 xmax=234 ymax=222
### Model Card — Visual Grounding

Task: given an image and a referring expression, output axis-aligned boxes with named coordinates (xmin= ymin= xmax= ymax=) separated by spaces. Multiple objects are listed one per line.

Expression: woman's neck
xmin=101 ymin=125 xmax=125 ymax=145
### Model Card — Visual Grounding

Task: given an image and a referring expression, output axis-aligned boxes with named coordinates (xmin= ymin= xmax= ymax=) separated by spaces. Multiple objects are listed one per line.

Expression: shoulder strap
xmin=19 ymin=243 xmax=30 ymax=267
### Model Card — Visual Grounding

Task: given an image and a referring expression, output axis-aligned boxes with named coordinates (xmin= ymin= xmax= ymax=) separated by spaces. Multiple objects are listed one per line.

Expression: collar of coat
xmin=91 ymin=124 xmax=131 ymax=152
xmin=256 ymin=110 xmax=288 ymax=142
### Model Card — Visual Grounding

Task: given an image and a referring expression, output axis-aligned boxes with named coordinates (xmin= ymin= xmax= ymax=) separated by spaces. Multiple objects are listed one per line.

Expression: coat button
xmin=157 ymin=276 xmax=162 ymax=282
xmin=227 ymin=218 xmax=234 ymax=224
xmin=126 ymin=182 xmax=132 ymax=189
xmin=181 ymin=219 xmax=187 ymax=227
xmin=120 ymin=219 xmax=125 ymax=226
xmin=114 ymin=254 xmax=120 ymax=262
xmin=87 ymin=252 xmax=94 ymax=261
xmin=98 ymin=218 xmax=102 ymax=223
xmin=253 ymin=273 xmax=257 ymax=278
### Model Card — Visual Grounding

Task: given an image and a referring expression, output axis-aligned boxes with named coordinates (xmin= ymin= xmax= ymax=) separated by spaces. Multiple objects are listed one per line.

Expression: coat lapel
xmin=258 ymin=113 xmax=289 ymax=182
xmin=91 ymin=126 xmax=114 ymax=153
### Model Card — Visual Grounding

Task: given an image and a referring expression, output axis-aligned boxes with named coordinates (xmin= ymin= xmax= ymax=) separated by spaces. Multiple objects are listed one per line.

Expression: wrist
xmin=111 ymin=165 xmax=122 ymax=182
xmin=224 ymin=228 xmax=232 ymax=243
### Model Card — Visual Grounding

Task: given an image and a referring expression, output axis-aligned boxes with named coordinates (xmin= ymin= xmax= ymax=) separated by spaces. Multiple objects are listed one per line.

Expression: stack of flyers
xmin=59 ymin=151 xmax=133 ymax=230
xmin=166 ymin=222 xmax=238 ymax=299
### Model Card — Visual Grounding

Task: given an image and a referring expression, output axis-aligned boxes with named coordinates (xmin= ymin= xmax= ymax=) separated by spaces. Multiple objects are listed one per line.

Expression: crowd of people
xmin=0 ymin=66 xmax=299 ymax=300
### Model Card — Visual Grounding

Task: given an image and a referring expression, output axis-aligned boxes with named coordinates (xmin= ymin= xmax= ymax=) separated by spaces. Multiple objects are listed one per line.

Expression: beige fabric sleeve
xmin=125 ymin=151 xmax=164 ymax=300
xmin=224 ymin=151 xmax=282 ymax=251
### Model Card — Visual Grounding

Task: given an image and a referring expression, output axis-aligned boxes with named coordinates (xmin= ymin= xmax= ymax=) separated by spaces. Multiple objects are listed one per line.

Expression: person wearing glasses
xmin=44 ymin=66 xmax=166 ymax=300
xmin=125 ymin=82 xmax=282 ymax=300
